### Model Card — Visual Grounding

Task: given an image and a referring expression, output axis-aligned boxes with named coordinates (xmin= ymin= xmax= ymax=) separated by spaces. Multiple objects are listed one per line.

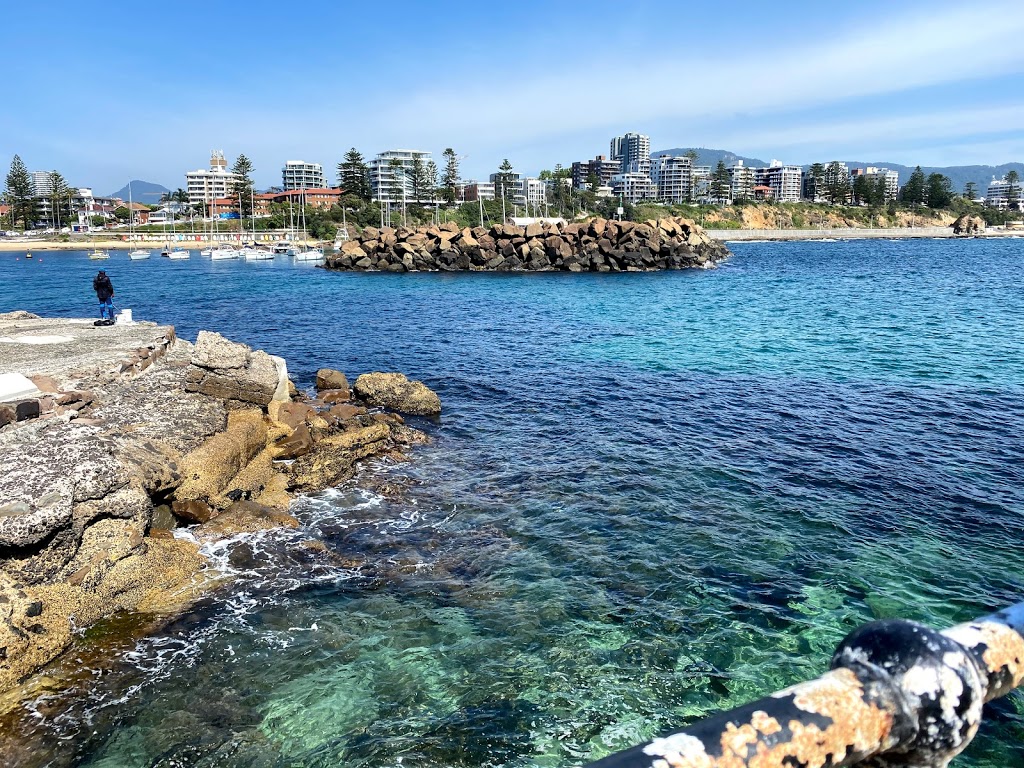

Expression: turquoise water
xmin=1 ymin=240 xmax=1023 ymax=767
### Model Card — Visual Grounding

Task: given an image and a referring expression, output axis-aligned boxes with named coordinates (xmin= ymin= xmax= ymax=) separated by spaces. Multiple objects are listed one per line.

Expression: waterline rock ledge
xmin=327 ymin=216 xmax=729 ymax=272
xmin=0 ymin=312 xmax=439 ymax=695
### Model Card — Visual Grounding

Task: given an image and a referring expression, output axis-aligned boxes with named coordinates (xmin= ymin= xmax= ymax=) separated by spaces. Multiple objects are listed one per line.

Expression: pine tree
xmin=709 ymin=160 xmax=730 ymax=202
xmin=337 ymin=148 xmax=370 ymax=200
xmin=900 ymin=166 xmax=926 ymax=206
xmin=410 ymin=155 xmax=426 ymax=203
xmin=963 ymin=181 xmax=978 ymax=200
xmin=807 ymin=163 xmax=826 ymax=201
xmin=825 ymin=162 xmax=850 ymax=204
xmin=1007 ymin=170 xmax=1021 ymax=209
xmin=926 ymin=173 xmax=953 ymax=209
xmin=441 ymin=148 xmax=459 ymax=205
xmin=493 ymin=159 xmax=515 ymax=200
xmin=230 ymin=154 xmax=255 ymax=216
xmin=4 ymin=155 xmax=38 ymax=230
xmin=425 ymin=160 xmax=439 ymax=203
xmin=47 ymin=171 xmax=69 ymax=228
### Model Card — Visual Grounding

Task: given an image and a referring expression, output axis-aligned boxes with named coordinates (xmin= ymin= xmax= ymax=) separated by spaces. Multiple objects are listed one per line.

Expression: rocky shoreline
xmin=0 ymin=312 xmax=440 ymax=697
xmin=328 ymin=216 xmax=728 ymax=272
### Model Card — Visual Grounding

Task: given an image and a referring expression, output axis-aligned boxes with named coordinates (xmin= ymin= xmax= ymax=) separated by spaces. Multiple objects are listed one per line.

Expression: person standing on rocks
xmin=93 ymin=270 xmax=115 ymax=324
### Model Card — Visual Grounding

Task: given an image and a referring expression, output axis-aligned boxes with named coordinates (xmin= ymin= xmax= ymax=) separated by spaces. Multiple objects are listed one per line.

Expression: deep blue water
xmin=1 ymin=240 xmax=1023 ymax=767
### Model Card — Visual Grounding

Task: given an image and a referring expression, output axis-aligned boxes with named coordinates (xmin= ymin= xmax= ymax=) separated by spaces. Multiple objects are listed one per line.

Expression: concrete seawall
xmin=705 ymin=226 xmax=1023 ymax=241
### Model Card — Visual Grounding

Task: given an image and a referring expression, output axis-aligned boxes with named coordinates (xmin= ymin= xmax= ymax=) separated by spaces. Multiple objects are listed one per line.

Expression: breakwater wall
xmin=327 ymin=217 xmax=730 ymax=273
xmin=704 ymin=225 xmax=1022 ymax=241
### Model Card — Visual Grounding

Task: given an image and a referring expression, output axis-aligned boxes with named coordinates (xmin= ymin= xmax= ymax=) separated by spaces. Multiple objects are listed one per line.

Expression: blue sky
xmin=2 ymin=0 xmax=1023 ymax=193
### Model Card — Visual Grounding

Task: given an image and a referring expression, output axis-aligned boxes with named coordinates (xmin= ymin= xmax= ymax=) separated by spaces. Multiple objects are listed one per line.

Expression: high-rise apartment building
xmin=368 ymin=150 xmax=435 ymax=202
xmin=571 ymin=155 xmax=622 ymax=189
xmin=282 ymin=160 xmax=325 ymax=191
xmin=650 ymin=156 xmax=693 ymax=203
xmin=755 ymin=161 xmax=803 ymax=202
xmin=727 ymin=161 xmax=757 ymax=201
xmin=986 ymin=176 xmax=1023 ymax=210
xmin=610 ymin=133 xmax=651 ymax=175
xmin=30 ymin=171 xmax=54 ymax=197
xmin=186 ymin=151 xmax=239 ymax=206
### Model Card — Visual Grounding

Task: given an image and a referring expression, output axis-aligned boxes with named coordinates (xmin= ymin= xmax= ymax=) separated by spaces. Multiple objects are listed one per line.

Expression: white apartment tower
xmin=727 ymin=161 xmax=757 ymax=201
xmin=282 ymin=160 xmax=325 ymax=191
xmin=368 ymin=149 xmax=435 ymax=202
xmin=185 ymin=151 xmax=239 ymax=206
xmin=985 ymin=176 xmax=1023 ymax=211
xmin=30 ymin=171 xmax=54 ymax=197
xmin=651 ymin=156 xmax=693 ymax=204
xmin=610 ymin=133 xmax=652 ymax=175
xmin=756 ymin=161 xmax=803 ymax=202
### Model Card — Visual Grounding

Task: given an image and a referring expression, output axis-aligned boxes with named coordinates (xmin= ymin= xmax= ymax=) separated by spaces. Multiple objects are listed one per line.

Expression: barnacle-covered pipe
xmin=582 ymin=603 xmax=1024 ymax=768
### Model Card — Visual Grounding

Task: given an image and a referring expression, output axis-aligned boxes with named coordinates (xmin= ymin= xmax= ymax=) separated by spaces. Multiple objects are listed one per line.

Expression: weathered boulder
xmin=195 ymin=501 xmax=299 ymax=538
xmin=353 ymin=373 xmax=442 ymax=416
xmin=185 ymin=332 xmax=284 ymax=406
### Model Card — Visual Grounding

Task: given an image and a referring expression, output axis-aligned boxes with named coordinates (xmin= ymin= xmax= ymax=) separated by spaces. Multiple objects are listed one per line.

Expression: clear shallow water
xmin=1 ymin=241 xmax=1023 ymax=767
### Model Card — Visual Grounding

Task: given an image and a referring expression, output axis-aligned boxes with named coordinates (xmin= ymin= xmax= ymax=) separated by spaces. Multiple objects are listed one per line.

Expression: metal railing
xmin=583 ymin=603 xmax=1024 ymax=768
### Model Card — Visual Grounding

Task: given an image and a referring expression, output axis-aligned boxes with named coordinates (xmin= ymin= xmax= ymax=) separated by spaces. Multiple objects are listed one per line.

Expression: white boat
xmin=89 ymin=249 xmax=110 ymax=260
xmin=199 ymin=247 xmax=213 ymax=256
xmin=241 ymin=246 xmax=273 ymax=260
xmin=210 ymin=247 xmax=239 ymax=260
xmin=271 ymin=240 xmax=292 ymax=254
xmin=125 ymin=182 xmax=151 ymax=260
xmin=293 ymin=247 xmax=324 ymax=262
xmin=168 ymin=249 xmax=190 ymax=260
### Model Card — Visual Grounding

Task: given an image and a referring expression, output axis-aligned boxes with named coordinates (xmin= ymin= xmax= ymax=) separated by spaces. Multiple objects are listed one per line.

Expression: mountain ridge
xmin=107 ymin=180 xmax=170 ymax=204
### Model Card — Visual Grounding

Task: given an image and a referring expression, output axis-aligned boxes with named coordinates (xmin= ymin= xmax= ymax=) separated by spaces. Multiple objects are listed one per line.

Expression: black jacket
xmin=93 ymin=274 xmax=114 ymax=300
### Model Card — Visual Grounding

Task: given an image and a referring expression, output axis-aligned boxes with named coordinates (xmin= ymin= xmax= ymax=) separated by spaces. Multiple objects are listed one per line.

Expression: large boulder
xmin=316 ymin=368 xmax=349 ymax=395
xmin=185 ymin=331 xmax=285 ymax=406
xmin=353 ymin=373 xmax=441 ymax=416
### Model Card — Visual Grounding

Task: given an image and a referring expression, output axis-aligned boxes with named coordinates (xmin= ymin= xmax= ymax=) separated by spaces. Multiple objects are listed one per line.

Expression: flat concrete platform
xmin=0 ymin=313 xmax=177 ymax=387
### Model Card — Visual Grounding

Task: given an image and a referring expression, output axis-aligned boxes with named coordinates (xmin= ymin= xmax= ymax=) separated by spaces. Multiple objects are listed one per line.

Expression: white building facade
xmin=985 ymin=177 xmax=1023 ymax=210
xmin=651 ymin=155 xmax=693 ymax=204
xmin=282 ymin=160 xmax=325 ymax=191
xmin=611 ymin=132 xmax=652 ymax=175
xmin=185 ymin=151 xmax=238 ymax=207
xmin=756 ymin=162 xmax=803 ymax=202
xmin=368 ymin=149 xmax=435 ymax=203
xmin=727 ymin=161 xmax=757 ymax=201
xmin=610 ymin=172 xmax=656 ymax=203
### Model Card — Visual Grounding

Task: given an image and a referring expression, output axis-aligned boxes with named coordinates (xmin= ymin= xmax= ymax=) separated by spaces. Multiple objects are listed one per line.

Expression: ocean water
xmin=0 ymin=239 xmax=1023 ymax=767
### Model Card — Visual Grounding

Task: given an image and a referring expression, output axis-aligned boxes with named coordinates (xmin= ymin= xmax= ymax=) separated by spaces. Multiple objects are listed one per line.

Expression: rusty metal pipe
xmin=582 ymin=603 xmax=1024 ymax=768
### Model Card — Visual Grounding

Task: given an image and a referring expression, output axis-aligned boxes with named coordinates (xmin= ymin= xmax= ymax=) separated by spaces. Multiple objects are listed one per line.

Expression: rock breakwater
xmin=327 ymin=216 xmax=729 ymax=273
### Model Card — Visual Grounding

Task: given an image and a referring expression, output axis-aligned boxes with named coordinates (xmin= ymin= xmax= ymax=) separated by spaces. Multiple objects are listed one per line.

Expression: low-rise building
xmin=282 ymin=160 xmax=325 ymax=191
xmin=461 ymin=181 xmax=495 ymax=202
xmin=610 ymin=172 xmax=656 ymax=203
xmin=262 ymin=188 xmax=344 ymax=210
xmin=186 ymin=151 xmax=239 ymax=206
xmin=515 ymin=178 xmax=546 ymax=211
xmin=850 ymin=166 xmax=900 ymax=201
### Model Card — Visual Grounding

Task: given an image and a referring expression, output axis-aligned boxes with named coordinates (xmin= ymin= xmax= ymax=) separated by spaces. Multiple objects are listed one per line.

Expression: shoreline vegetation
xmin=3 ymin=207 xmax=1021 ymax=253
xmin=0 ymin=312 xmax=441 ymax=705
